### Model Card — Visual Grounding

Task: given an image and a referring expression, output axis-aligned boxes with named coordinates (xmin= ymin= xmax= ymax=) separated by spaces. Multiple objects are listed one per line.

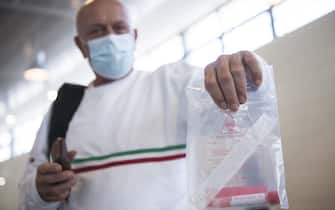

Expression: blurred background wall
xmin=0 ymin=0 xmax=334 ymax=209
xmin=256 ymin=11 xmax=335 ymax=209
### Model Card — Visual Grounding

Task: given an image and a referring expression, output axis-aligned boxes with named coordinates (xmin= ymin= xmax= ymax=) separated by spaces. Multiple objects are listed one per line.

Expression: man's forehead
xmin=83 ymin=0 xmax=123 ymax=5
xmin=79 ymin=0 xmax=124 ymax=16
xmin=76 ymin=0 xmax=129 ymax=30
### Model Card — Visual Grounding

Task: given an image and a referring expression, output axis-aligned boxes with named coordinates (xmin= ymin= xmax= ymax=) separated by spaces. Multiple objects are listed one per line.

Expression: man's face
xmin=75 ymin=0 xmax=136 ymax=58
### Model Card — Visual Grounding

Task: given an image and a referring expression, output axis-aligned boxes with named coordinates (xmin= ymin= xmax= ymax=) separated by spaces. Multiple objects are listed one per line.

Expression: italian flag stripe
xmin=71 ymin=144 xmax=186 ymax=174
xmin=73 ymin=153 xmax=186 ymax=174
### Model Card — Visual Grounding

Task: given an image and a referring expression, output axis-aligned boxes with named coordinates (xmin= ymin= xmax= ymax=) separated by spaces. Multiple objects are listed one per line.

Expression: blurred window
xmin=218 ymin=0 xmax=271 ymax=32
xmin=273 ymin=0 xmax=335 ymax=36
xmin=186 ymin=39 xmax=223 ymax=68
xmin=184 ymin=13 xmax=222 ymax=51
xmin=223 ymin=12 xmax=273 ymax=54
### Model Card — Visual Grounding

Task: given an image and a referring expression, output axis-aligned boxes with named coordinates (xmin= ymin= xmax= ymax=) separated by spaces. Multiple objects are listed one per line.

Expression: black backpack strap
xmin=47 ymin=83 xmax=86 ymax=159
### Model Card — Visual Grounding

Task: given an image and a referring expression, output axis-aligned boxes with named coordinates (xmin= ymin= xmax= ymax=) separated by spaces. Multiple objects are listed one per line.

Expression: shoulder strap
xmin=47 ymin=83 xmax=86 ymax=159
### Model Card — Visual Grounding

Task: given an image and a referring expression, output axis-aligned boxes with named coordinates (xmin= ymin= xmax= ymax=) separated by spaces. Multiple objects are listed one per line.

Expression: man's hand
xmin=36 ymin=151 xmax=77 ymax=202
xmin=204 ymin=51 xmax=263 ymax=112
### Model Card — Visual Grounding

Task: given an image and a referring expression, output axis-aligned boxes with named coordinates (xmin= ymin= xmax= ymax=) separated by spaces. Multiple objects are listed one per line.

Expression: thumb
xmin=67 ymin=150 xmax=77 ymax=161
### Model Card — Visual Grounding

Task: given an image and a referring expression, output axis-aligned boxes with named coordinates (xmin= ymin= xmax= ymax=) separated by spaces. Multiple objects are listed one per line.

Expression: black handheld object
xmin=50 ymin=138 xmax=71 ymax=170
xmin=47 ymin=83 xmax=86 ymax=159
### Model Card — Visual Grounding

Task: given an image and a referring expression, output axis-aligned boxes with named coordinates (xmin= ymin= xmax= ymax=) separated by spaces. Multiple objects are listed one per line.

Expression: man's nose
xmin=105 ymin=25 xmax=115 ymax=36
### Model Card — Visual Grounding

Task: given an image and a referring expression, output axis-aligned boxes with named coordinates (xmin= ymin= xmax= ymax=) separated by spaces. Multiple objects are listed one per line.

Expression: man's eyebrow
xmin=85 ymin=23 xmax=104 ymax=29
xmin=82 ymin=19 xmax=129 ymax=32
xmin=113 ymin=19 xmax=129 ymax=25
xmin=116 ymin=20 xmax=126 ymax=23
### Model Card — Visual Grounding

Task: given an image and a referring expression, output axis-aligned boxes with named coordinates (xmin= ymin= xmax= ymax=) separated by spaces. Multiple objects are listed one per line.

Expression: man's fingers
xmin=51 ymin=178 xmax=77 ymax=194
xmin=36 ymin=162 xmax=76 ymax=202
xmin=230 ymin=53 xmax=247 ymax=104
xmin=39 ymin=170 xmax=75 ymax=185
xmin=38 ymin=163 xmax=62 ymax=175
xmin=57 ymin=191 xmax=71 ymax=201
xmin=241 ymin=51 xmax=262 ymax=87
xmin=37 ymin=176 xmax=76 ymax=202
xmin=44 ymin=178 xmax=76 ymax=197
xmin=215 ymin=55 xmax=239 ymax=111
xmin=204 ymin=63 xmax=227 ymax=109
xmin=44 ymin=190 xmax=71 ymax=202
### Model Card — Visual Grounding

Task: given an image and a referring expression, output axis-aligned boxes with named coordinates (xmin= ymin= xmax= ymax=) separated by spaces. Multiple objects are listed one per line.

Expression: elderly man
xmin=18 ymin=0 xmax=265 ymax=209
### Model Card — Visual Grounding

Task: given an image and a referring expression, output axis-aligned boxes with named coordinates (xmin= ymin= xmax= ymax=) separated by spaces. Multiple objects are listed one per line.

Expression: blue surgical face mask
xmin=87 ymin=33 xmax=135 ymax=80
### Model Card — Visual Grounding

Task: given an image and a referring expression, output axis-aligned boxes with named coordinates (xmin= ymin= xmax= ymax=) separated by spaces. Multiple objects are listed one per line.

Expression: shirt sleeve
xmin=17 ymin=110 xmax=61 ymax=210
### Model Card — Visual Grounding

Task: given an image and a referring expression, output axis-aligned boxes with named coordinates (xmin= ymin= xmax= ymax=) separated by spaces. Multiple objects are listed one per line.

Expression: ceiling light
xmin=24 ymin=51 xmax=48 ymax=81
xmin=24 ymin=68 xmax=48 ymax=81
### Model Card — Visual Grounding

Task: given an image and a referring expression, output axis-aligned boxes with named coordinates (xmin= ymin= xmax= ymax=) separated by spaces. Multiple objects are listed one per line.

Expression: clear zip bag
xmin=186 ymin=64 xmax=289 ymax=210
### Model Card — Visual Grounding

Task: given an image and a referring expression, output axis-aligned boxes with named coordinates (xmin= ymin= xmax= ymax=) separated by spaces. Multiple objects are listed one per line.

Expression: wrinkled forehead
xmin=76 ymin=0 xmax=131 ymax=33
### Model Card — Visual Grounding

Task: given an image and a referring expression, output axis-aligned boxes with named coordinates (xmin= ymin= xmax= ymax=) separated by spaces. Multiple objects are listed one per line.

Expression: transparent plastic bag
xmin=186 ymin=64 xmax=288 ymax=210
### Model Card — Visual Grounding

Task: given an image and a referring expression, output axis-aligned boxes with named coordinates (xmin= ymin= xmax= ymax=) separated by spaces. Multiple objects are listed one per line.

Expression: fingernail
xmin=231 ymin=104 xmax=239 ymax=111
xmin=221 ymin=102 xmax=227 ymax=109
xmin=240 ymin=96 xmax=246 ymax=104
xmin=255 ymin=79 xmax=261 ymax=86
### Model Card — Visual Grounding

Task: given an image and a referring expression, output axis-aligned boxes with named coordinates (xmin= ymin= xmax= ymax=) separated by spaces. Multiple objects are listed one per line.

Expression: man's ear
xmin=74 ymin=36 xmax=89 ymax=58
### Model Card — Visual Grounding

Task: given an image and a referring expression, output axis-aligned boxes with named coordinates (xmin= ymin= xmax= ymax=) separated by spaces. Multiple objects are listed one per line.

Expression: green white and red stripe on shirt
xmin=71 ymin=144 xmax=186 ymax=174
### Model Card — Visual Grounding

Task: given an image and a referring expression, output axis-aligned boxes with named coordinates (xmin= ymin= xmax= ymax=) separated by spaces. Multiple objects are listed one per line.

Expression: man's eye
xmin=114 ymin=25 xmax=128 ymax=33
xmin=90 ymin=28 xmax=103 ymax=35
